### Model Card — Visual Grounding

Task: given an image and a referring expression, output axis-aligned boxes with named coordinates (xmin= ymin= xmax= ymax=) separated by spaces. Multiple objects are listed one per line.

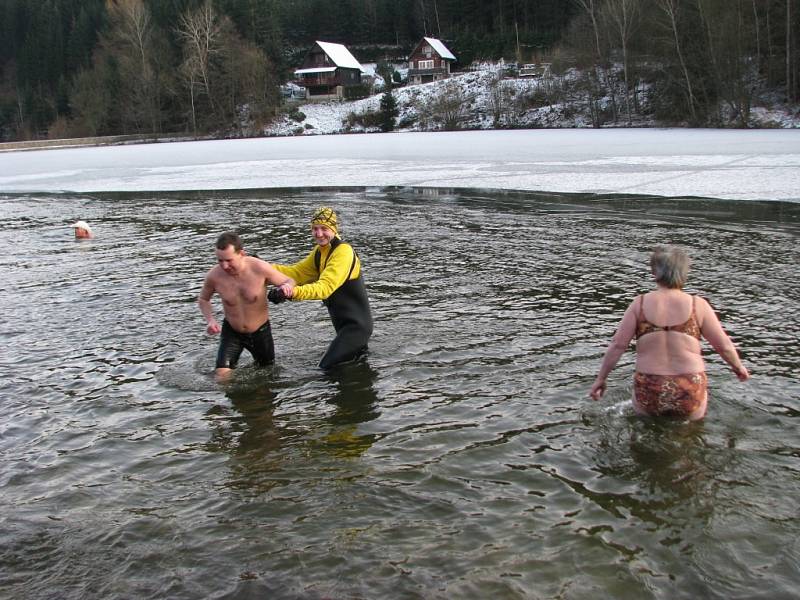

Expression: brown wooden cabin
xmin=294 ymin=41 xmax=365 ymax=100
xmin=407 ymin=37 xmax=456 ymax=85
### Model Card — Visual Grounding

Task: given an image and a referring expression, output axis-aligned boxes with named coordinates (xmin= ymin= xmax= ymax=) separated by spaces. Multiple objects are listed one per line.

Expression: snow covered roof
xmin=295 ymin=67 xmax=337 ymax=75
xmin=424 ymin=37 xmax=456 ymax=61
xmin=316 ymin=41 xmax=365 ymax=72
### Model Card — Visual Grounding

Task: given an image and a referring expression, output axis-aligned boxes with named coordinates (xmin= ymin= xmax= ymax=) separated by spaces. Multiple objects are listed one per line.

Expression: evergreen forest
xmin=0 ymin=0 xmax=797 ymax=141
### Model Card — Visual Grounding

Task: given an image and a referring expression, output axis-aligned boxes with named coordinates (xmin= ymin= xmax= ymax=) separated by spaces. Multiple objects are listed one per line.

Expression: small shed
xmin=407 ymin=37 xmax=456 ymax=85
xmin=294 ymin=41 xmax=365 ymax=100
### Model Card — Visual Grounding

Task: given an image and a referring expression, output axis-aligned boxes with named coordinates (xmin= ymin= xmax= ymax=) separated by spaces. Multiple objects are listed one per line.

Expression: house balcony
xmin=296 ymin=74 xmax=339 ymax=87
xmin=408 ymin=67 xmax=448 ymax=77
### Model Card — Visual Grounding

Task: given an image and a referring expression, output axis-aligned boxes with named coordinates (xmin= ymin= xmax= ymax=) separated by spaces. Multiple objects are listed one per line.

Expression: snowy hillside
xmin=264 ymin=63 xmax=800 ymax=137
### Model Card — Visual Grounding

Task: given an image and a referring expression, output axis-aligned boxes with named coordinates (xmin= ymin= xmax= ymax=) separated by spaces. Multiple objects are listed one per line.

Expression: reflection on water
xmin=0 ymin=188 xmax=798 ymax=599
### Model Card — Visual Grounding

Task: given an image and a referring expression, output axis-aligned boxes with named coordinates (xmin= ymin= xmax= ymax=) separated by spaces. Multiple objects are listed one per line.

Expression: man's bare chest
xmin=218 ymin=276 xmax=263 ymax=306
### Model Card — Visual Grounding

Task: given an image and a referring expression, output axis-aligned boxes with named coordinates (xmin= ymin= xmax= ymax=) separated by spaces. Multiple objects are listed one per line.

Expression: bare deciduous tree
xmin=104 ymin=0 xmax=164 ymax=132
xmin=788 ymin=0 xmax=794 ymax=100
xmin=572 ymin=0 xmax=620 ymax=123
xmin=604 ymin=0 xmax=640 ymax=124
xmin=573 ymin=0 xmax=604 ymax=63
xmin=176 ymin=0 xmax=227 ymax=133
xmin=752 ymin=0 xmax=761 ymax=69
xmin=69 ymin=63 xmax=112 ymax=135
xmin=421 ymin=80 xmax=470 ymax=130
xmin=220 ymin=34 xmax=279 ymax=131
xmin=487 ymin=70 xmax=505 ymax=126
xmin=656 ymin=0 xmax=698 ymax=122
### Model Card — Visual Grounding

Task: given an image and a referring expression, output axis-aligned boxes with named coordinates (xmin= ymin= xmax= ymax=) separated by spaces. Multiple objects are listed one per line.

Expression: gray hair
xmin=650 ymin=245 xmax=690 ymax=289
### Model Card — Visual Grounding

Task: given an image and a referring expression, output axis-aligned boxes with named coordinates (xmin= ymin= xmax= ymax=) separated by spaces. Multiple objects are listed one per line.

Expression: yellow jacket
xmin=274 ymin=240 xmax=361 ymax=301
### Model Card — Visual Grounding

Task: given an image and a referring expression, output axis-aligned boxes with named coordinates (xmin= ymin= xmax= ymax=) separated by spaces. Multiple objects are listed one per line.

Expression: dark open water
xmin=0 ymin=188 xmax=798 ymax=600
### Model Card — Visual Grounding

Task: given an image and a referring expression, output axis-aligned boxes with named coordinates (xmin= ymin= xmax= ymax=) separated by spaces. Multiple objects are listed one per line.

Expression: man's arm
xmin=262 ymin=260 xmax=294 ymax=287
xmin=198 ymin=274 xmax=221 ymax=335
xmin=253 ymin=257 xmax=295 ymax=295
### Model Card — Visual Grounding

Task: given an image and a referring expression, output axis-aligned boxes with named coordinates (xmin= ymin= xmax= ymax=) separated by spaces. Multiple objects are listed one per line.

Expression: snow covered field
xmin=1 ymin=128 xmax=798 ymax=202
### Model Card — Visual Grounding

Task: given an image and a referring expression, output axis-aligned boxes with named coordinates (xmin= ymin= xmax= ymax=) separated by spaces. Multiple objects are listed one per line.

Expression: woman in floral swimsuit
xmin=589 ymin=246 xmax=750 ymax=420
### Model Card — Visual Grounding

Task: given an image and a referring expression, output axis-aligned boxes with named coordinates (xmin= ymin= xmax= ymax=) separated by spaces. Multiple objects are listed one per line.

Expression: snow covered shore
xmin=266 ymin=67 xmax=800 ymax=136
xmin=1 ymin=129 xmax=798 ymax=202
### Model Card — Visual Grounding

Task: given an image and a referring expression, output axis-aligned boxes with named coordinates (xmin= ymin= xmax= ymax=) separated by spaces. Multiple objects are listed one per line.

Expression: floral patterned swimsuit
xmin=634 ymin=295 xmax=707 ymax=417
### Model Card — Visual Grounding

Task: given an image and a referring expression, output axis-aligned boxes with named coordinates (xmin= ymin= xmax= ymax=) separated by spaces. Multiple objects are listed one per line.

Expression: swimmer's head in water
xmin=71 ymin=220 xmax=93 ymax=239
xmin=311 ymin=207 xmax=338 ymax=236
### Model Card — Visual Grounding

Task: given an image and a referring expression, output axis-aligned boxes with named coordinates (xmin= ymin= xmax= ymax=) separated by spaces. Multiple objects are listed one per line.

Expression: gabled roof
xmin=316 ymin=41 xmax=365 ymax=72
xmin=423 ymin=37 xmax=456 ymax=61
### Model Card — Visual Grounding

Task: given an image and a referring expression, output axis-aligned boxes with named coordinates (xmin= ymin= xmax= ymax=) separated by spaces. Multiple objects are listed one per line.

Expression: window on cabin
xmin=424 ymin=46 xmax=432 ymax=57
xmin=418 ymin=59 xmax=434 ymax=70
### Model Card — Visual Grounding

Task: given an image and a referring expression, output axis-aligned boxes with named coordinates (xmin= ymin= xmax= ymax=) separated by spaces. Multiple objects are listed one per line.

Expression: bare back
xmin=634 ymin=290 xmax=705 ymax=375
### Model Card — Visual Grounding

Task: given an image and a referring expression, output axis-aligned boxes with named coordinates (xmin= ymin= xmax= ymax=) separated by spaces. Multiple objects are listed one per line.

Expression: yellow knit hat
xmin=311 ymin=206 xmax=338 ymax=236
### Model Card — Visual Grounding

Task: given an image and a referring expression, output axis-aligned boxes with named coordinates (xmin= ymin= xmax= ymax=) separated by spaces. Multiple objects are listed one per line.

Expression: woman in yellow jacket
xmin=270 ymin=207 xmax=373 ymax=370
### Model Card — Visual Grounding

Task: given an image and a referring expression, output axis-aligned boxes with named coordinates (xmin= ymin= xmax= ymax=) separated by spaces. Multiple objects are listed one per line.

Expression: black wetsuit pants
xmin=216 ymin=319 xmax=275 ymax=369
xmin=319 ymin=276 xmax=373 ymax=370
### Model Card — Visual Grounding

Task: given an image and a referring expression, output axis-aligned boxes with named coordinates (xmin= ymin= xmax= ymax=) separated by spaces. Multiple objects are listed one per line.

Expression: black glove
xmin=268 ymin=287 xmax=287 ymax=304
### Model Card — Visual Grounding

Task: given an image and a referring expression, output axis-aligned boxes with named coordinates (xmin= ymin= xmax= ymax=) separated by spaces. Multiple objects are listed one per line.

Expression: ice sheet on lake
xmin=1 ymin=129 xmax=798 ymax=202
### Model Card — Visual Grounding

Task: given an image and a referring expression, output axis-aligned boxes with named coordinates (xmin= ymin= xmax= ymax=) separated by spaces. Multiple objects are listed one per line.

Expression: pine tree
xmin=379 ymin=86 xmax=398 ymax=132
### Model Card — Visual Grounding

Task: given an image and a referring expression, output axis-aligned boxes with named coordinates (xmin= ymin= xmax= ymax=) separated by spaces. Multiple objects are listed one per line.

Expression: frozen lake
xmin=1 ymin=129 xmax=799 ymax=201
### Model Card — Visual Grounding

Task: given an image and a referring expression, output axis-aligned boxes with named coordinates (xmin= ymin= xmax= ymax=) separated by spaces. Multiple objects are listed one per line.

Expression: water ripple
xmin=0 ymin=189 xmax=798 ymax=599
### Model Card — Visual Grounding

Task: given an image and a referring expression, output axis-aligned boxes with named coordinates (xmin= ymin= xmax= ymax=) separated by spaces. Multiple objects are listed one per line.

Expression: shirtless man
xmin=198 ymin=232 xmax=293 ymax=381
